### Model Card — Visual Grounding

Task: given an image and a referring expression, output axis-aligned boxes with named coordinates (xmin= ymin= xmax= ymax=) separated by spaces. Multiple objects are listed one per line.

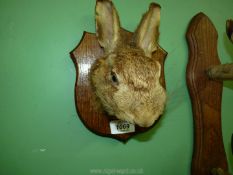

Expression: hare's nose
xmin=134 ymin=112 xmax=155 ymax=127
xmin=139 ymin=121 xmax=152 ymax=127
xmin=136 ymin=118 xmax=154 ymax=127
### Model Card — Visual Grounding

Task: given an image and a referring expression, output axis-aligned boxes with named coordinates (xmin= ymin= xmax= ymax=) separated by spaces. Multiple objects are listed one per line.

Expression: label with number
xmin=110 ymin=120 xmax=135 ymax=134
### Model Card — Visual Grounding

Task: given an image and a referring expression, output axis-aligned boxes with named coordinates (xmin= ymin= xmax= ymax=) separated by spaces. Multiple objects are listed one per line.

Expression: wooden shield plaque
xmin=70 ymin=30 xmax=167 ymax=142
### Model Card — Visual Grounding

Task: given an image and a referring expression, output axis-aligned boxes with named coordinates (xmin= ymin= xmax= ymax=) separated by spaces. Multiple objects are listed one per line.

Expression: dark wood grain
xmin=186 ymin=13 xmax=228 ymax=175
xmin=70 ymin=30 xmax=167 ymax=141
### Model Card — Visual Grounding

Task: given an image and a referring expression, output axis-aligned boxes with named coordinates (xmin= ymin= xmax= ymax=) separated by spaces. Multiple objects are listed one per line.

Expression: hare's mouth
xmin=125 ymin=111 xmax=160 ymax=127
xmin=115 ymin=112 xmax=135 ymax=124
xmin=115 ymin=112 xmax=152 ymax=127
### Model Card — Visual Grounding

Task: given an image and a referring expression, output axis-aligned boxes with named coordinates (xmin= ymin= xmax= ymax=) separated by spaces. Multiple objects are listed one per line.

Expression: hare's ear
xmin=95 ymin=0 xmax=121 ymax=54
xmin=134 ymin=3 xmax=161 ymax=57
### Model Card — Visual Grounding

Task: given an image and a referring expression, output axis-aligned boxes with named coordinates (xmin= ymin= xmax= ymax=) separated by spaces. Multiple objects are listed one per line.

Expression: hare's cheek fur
xmin=112 ymin=82 xmax=166 ymax=127
xmin=91 ymin=59 xmax=116 ymax=115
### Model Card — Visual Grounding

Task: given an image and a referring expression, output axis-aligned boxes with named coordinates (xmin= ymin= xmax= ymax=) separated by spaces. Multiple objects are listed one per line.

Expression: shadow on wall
xmin=223 ymin=33 xmax=233 ymax=90
xmin=134 ymin=115 xmax=164 ymax=142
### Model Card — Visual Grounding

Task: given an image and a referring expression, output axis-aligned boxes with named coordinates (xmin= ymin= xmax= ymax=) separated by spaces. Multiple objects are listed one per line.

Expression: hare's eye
xmin=111 ymin=71 xmax=118 ymax=84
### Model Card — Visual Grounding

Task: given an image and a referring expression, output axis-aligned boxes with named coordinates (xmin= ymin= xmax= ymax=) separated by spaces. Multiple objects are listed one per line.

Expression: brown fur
xmin=91 ymin=0 xmax=166 ymax=127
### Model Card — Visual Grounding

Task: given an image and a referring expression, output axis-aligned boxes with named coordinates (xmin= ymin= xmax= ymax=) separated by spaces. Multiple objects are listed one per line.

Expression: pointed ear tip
xmin=96 ymin=0 xmax=114 ymax=11
xmin=149 ymin=3 xmax=161 ymax=9
xmin=96 ymin=0 xmax=111 ymax=2
xmin=96 ymin=0 xmax=113 ymax=5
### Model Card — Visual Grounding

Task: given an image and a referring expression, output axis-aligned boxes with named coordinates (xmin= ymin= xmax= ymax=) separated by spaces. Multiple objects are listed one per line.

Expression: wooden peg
xmin=212 ymin=168 xmax=231 ymax=175
xmin=207 ymin=63 xmax=233 ymax=80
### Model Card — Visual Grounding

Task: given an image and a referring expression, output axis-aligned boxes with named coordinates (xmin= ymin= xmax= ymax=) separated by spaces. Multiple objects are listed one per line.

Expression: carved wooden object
xmin=186 ymin=13 xmax=228 ymax=175
xmin=70 ymin=30 xmax=167 ymax=141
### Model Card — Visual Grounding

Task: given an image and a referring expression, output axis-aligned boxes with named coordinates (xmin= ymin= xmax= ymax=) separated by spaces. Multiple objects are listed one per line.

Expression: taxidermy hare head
xmin=91 ymin=0 xmax=166 ymax=127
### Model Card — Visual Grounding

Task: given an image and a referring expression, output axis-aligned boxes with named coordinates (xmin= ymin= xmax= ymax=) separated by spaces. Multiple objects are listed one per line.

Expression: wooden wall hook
xmin=186 ymin=13 xmax=229 ymax=175
xmin=70 ymin=30 xmax=167 ymax=142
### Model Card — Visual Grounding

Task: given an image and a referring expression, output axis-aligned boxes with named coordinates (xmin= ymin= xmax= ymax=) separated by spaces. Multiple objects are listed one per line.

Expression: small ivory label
xmin=110 ymin=120 xmax=135 ymax=134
